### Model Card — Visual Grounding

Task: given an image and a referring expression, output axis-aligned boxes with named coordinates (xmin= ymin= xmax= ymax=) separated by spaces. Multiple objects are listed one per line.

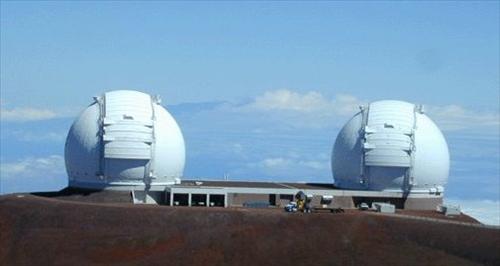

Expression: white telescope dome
xmin=65 ymin=90 xmax=185 ymax=189
xmin=332 ymin=100 xmax=449 ymax=193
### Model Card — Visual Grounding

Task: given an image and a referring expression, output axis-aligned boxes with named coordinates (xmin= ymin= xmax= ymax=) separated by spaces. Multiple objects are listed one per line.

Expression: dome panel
xmin=64 ymin=90 xmax=185 ymax=189
xmin=332 ymin=100 xmax=449 ymax=193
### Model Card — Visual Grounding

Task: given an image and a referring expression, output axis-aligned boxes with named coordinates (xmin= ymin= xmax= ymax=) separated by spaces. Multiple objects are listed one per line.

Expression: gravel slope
xmin=1 ymin=195 xmax=499 ymax=266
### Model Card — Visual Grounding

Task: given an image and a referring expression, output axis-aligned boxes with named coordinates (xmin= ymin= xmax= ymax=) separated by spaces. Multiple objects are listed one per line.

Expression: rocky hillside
xmin=1 ymin=194 xmax=499 ymax=266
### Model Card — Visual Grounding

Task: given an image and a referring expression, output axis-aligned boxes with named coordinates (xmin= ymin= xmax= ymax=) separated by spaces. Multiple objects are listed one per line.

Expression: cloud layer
xmin=445 ymin=198 xmax=500 ymax=226
xmin=1 ymin=107 xmax=58 ymax=122
xmin=246 ymin=89 xmax=364 ymax=116
xmin=2 ymin=89 xmax=497 ymax=131
xmin=427 ymin=105 xmax=500 ymax=131
xmin=1 ymin=155 xmax=64 ymax=176
xmin=0 ymin=155 xmax=67 ymax=194
xmin=238 ymin=89 xmax=499 ymax=132
xmin=0 ymin=103 xmax=79 ymax=122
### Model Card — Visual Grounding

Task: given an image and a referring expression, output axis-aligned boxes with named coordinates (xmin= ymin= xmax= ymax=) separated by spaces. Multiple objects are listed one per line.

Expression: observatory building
xmin=332 ymin=100 xmax=449 ymax=194
xmin=65 ymin=90 xmax=185 ymax=190
xmin=63 ymin=93 xmax=447 ymax=209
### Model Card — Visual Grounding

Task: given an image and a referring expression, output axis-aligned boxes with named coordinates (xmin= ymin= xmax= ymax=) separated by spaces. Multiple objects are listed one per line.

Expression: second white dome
xmin=332 ymin=100 xmax=449 ymax=193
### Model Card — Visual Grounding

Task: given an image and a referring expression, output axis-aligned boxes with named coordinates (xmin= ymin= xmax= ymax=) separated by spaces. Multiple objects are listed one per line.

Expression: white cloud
xmin=262 ymin=157 xmax=292 ymax=168
xmin=256 ymin=157 xmax=329 ymax=172
xmin=244 ymin=89 xmax=499 ymax=132
xmin=299 ymin=160 xmax=329 ymax=170
xmin=231 ymin=89 xmax=365 ymax=129
xmin=235 ymin=155 xmax=332 ymax=183
xmin=332 ymin=94 xmax=365 ymax=116
xmin=0 ymin=155 xmax=67 ymax=194
xmin=427 ymin=105 xmax=500 ymax=131
xmin=7 ymin=130 xmax=66 ymax=142
xmin=0 ymin=102 xmax=79 ymax=122
xmin=244 ymin=89 xmax=365 ymax=116
xmin=173 ymin=89 xmax=498 ymax=132
xmin=250 ymin=90 xmax=332 ymax=112
xmin=0 ymin=155 xmax=65 ymax=178
xmin=445 ymin=198 xmax=500 ymax=226
xmin=1 ymin=107 xmax=59 ymax=122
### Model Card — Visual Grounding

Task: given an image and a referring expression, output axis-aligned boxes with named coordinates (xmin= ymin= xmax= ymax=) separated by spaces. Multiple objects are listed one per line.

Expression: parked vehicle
xmin=285 ymin=192 xmax=343 ymax=214
xmin=359 ymin=202 xmax=369 ymax=210
xmin=284 ymin=201 xmax=298 ymax=212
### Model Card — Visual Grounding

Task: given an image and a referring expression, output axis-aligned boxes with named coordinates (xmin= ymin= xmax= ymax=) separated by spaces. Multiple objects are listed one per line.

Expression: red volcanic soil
xmin=397 ymin=209 xmax=481 ymax=223
xmin=1 ymin=194 xmax=499 ymax=266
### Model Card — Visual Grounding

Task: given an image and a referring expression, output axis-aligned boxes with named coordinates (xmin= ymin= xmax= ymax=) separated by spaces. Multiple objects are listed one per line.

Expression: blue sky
xmin=1 ymin=2 xmax=499 ymax=224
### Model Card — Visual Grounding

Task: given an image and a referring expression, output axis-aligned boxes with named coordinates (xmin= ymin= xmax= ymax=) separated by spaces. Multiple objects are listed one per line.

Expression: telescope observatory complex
xmin=64 ymin=90 xmax=449 ymax=209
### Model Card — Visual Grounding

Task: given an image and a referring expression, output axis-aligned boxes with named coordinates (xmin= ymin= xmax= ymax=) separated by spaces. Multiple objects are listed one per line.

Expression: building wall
xmin=166 ymin=186 xmax=443 ymax=210
xmin=404 ymin=197 xmax=442 ymax=210
xmin=227 ymin=193 xmax=269 ymax=206
xmin=277 ymin=194 xmax=294 ymax=207
xmin=332 ymin=196 xmax=355 ymax=208
xmin=132 ymin=190 xmax=163 ymax=204
xmin=310 ymin=196 xmax=323 ymax=207
xmin=352 ymin=197 xmax=406 ymax=209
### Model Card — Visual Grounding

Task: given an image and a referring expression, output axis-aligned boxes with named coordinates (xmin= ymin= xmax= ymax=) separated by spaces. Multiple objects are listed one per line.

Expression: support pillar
xmin=170 ymin=191 xmax=174 ymax=206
